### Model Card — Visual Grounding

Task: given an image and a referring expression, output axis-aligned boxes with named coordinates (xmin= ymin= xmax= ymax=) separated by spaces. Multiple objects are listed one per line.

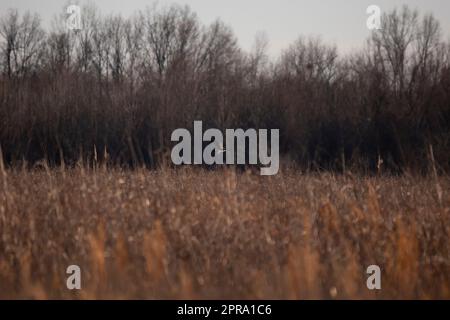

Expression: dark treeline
xmin=0 ymin=4 xmax=449 ymax=173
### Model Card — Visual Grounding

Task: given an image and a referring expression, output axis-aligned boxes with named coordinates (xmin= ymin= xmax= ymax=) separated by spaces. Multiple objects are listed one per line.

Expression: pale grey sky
xmin=1 ymin=0 xmax=449 ymax=56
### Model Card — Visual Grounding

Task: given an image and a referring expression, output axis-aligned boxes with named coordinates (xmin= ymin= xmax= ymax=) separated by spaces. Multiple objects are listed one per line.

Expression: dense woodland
xmin=0 ymin=4 xmax=449 ymax=173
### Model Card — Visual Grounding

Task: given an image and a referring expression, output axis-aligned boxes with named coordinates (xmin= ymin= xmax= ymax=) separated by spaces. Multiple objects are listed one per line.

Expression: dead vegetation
xmin=0 ymin=166 xmax=448 ymax=299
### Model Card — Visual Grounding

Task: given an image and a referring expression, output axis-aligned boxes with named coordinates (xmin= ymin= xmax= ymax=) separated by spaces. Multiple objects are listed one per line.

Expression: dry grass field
xmin=0 ymin=165 xmax=449 ymax=299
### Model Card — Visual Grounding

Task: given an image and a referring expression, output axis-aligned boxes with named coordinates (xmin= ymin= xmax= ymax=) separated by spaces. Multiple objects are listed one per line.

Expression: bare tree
xmin=370 ymin=6 xmax=418 ymax=96
xmin=281 ymin=36 xmax=338 ymax=82
xmin=0 ymin=9 xmax=45 ymax=77
xmin=0 ymin=4 xmax=449 ymax=172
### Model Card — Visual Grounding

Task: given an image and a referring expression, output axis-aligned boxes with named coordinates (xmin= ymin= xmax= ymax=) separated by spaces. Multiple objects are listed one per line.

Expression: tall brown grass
xmin=0 ymin=166 xmax=448 ymax=299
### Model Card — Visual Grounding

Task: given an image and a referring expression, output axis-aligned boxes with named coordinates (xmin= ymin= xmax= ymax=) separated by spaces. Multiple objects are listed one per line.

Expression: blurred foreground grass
xmin=0 ymin=167 xmax=448 ymax=299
